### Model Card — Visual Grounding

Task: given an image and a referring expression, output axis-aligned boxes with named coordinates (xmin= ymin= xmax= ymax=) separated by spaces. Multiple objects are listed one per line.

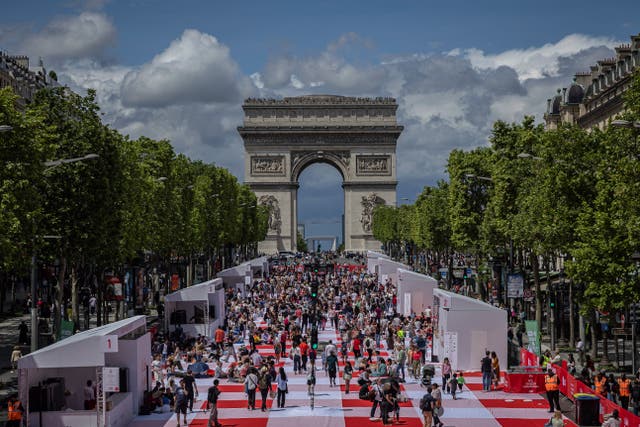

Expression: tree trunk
xmin=590 ymin=309 xmax=598 ymax=359
xmin=569 ymin=281 xmax=575 ymax=348
xmin=71 ymin=266 xmax=79 ymax=329
xmin=532 ymin=253 xmax=542 ymax=334
xmin=55 ymin=256 xmax=67 ymax=339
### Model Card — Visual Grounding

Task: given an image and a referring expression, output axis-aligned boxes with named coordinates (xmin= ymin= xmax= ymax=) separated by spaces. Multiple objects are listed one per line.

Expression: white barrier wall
xmin=432 ymin=288 xmax=507 ymax=371
xmin=396 ymin=269 xmax=438 ymax=316
xmin=366 ymin=251 xmax=389 ymax=274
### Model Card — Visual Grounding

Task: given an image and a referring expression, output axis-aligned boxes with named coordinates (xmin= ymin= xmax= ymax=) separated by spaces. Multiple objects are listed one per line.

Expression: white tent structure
xmin=432 ymin=288 xmax=507 ymax=371
xmin=396 ymin=269 xmax=438 ymax=317
xmin=217 ymin=264 xmax=250 ymax=297
xmin=18 ymin=315 xmax=151 ymax=427
xmin=377 ymin=257 xmax=409 ymax=285
xmin=164 ymin=278 xmax=225 ymax=339
xmin=366 ymin=250 xmax=390 ymax=274
xmin=217 ymin=257 xmax=269 ymax=298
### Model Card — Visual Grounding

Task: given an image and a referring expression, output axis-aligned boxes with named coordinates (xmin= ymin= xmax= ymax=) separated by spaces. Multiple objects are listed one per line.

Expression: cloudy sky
xmin=2 ymin=0 xmax=638 ymax=243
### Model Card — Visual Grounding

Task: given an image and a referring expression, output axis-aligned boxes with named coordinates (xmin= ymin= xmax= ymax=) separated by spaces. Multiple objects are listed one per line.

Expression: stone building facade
xmin=544 ymin=33 xmax=640 ymax=130
xmin=0 ymin=52 xmax=56 ymax=108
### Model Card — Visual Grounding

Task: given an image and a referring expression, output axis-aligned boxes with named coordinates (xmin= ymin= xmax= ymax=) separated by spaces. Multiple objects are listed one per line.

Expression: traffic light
xmin=311 ymin=326 xmax=318 ymax=350
xmin=310 ymin=281 xmax=319 ymax=299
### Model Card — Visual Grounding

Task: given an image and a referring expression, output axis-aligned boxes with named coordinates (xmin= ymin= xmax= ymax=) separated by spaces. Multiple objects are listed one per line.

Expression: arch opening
xmin=297 ymin=163 xmax=344 ymax=251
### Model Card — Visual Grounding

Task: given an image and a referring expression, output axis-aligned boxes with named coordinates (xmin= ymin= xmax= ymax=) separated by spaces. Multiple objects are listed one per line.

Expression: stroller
xmin=420 ymin=364 xmax=435 ymax=388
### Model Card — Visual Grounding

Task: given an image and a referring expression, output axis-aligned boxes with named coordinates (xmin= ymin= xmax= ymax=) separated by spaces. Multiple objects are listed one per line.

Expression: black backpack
xmin=419 ymin=394 xmax=434 ymax=411
xmin=359 ymin=384 xmax=374 ymax=401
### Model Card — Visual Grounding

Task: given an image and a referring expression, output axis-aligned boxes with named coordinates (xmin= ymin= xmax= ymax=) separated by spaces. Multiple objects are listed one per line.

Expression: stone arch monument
xmin=238 ymin=95 xmax=403 ymax=253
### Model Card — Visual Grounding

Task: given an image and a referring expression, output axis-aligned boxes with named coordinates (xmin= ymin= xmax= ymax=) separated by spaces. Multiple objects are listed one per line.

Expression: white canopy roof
xmin=366 ymin=250 xmax=389 ymax=260
xmin=216 ymin=264 xmax=249 ymax=278
xmin=18 ymin=315 xmax=146 ymax=369
xmin=164 ymin=278 xmax=223 ymax=302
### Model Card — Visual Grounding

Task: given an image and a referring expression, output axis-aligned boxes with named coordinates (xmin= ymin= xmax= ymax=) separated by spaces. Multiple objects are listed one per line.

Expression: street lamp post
xmin=30 ymin=153 xmax=99 ymax=353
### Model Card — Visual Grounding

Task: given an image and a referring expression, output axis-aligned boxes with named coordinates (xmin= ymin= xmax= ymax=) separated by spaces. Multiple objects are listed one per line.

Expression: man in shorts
xmin=175 ymin=379 xmax=188 ymax=426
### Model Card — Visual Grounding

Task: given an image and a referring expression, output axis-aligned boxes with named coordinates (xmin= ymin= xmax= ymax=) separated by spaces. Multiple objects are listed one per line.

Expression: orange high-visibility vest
xmin=8 ymin=400 xmax=22 ymax=421
xmin=595 ymin=377 xmax=606 ymax=394
xmin=545 ymin=375 xmax=559 ymax=391
xmin=619 ymin=379 xmax=631 ymax=397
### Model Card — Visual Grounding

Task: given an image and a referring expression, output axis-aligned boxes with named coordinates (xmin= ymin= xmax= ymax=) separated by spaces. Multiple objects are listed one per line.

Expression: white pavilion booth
xmin=217 ymin=263 xmax=251 ymax=298
xmin=366 ymin=250 xmax=389 ymax=274
xmin=164 ymin=278 xmax=225 ymax=339
xmin=377 ymin=258 xmax=409 ymax=285
xmin=396 ymin=268 xmax=438 ymax=317
xmin=17 ymin=316 xmax=151 ymax=427
xmin=432 ymin=288 xmax=507 ymax=371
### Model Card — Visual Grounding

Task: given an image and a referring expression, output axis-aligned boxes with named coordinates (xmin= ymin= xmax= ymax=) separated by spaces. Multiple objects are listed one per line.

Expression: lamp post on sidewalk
xmin=30 ymin=153 xmax=100 ymax=353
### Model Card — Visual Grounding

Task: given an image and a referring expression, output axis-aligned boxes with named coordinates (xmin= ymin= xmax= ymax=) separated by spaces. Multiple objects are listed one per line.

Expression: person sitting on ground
xmin=602 ymin=409 xmax=621 ymax=427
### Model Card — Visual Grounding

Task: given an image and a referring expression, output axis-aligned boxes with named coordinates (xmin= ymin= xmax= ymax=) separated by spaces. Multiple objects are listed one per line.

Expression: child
xmin=457 ymin=371 xmax=465 ymax=393
xmin=449 ymin=373 xmax=458 ymax=400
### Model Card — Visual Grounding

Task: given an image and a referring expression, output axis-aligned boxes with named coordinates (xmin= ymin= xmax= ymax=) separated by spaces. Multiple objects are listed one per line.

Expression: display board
xmin=103 ymin=367 xmax=121 ymax=392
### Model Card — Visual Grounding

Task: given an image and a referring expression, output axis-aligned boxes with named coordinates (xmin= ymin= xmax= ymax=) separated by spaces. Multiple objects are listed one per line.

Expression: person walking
xmin=441 ymin=357 xmax=452 ymax=392
xmin=481 ymin=351 xmax=492 ymax=392
xmin=275 ymin=366 xmax=288 ymax=408
xmin=206 ymin=379 xmax=222 ymax=427
xmin=257 ymin=366 xmax=272 ymax=412
xmin=174 ymin=379 xmax=188 ymax=427
xmin=244 ymin=367 xmax=258 ymax=410
xmin=10 ymin=346 xmax=22 ymax=373
xmin=431 ymin=383 xmax=443 ymax=427
xmin=545 ymin=368 xmax=561 ymax=413
xmin=183 ymin=369 xmax=198 ymax=412
xmin=343 ymin=361 xmax=354 ymax=394
xmin=327 ymin=350 xmax=339 ymax=387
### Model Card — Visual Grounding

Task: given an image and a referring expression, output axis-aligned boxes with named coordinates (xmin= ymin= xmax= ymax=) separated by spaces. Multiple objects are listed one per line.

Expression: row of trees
xmin=0 ymin=86 xmax=268 ymax=331
xmin=373 ymin=70 xmax=640 ymax=356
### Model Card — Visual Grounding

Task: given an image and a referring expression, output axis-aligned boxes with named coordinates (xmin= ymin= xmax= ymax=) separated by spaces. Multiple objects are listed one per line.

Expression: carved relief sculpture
xmin=356 ymin=155 xmax=391 ymax=175
xmin=259 ymin=195 xmax=282 ymax=234
xmin=360 ymin=193 xmax=385 ymax=233
xmin=251 ymin=156 xmax=285 ymax=175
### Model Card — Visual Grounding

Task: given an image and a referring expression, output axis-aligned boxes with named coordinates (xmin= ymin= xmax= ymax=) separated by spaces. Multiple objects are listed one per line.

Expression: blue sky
xmin=2 ymin=0 xmax=639 ymax=244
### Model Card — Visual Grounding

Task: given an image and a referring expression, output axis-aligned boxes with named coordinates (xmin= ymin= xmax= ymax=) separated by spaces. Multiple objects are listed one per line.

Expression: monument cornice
xmin=238 ymin=125 xmax=404 ymax=134
xmin=243 ymin=95 xmax=398 ymax=107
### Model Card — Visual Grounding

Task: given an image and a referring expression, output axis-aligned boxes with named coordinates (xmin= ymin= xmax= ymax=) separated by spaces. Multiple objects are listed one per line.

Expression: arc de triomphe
xmin=238 ymin=95 xmax=403 ymax=253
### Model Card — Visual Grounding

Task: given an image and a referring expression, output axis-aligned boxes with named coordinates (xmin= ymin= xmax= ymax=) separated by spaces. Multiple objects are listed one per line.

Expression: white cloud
xmin=120 ymin=29 xmax=255 ymax=108
xmin=20 ymin=12 xmax=116 ymax=61
xmin=454 ymin=33 xmax=618 ymax=81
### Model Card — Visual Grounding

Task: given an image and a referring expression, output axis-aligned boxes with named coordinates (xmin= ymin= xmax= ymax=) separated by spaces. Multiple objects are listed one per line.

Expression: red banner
xmin=520 ymin=348 xmax=538 ymax=366
xmin=517 ymin=348 xmax=640 ymax=426
xmin=504 ymin=372 xmax=546 ymax=393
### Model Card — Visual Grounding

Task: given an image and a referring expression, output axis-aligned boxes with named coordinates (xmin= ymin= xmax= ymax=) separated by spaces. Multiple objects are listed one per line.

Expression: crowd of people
xmin=144 ymin=254 xmax=471 ymax=427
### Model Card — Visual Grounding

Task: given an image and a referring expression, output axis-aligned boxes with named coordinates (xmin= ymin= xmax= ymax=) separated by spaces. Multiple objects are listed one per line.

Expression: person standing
xmin=343 ymin=361 xmax=354 ymax=394
xmin=244 ymin=367 xmax=258 ymax=410
xmin=275 ymin=366 xmax=288 ymax=408
xmin=481 ymin=351 xmax=492 ymax=392
xmin=214 ymin=326 xmax=225 ymax=352
xmin=618 ymin=373 xmax=631 ymax=410
xmin=491 ymin=351 xmax=501 ymax=390
xmin=299 ymin=339 xmax=309 ymax=373
xmin=206 ymin=379 xmax=222 ymax=427
xmin=6 ymin=396 xmax=23 ymax=427
xmin=369 ymin=378 xmax=384 ymax=421
xmin=84 ymin=380 xmax=96 ymax=410
xmin=18 ymin=321 xmax=28 ymax=345
xmin=545 ymin=368 xmax=561 ymax=413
